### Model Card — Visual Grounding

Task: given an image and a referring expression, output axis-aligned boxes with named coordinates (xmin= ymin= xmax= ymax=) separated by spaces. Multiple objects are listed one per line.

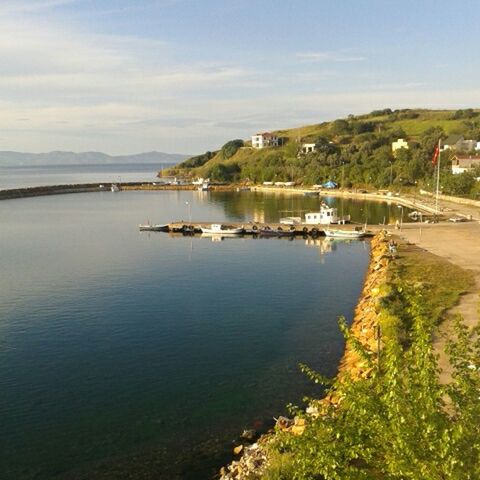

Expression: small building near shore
xmin=451 ymin=155 xmax=480 ymax=174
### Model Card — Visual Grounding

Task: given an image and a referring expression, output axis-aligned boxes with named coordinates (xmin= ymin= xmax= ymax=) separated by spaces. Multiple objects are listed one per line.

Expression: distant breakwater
xmin=0 ymin=183 xmax=237 ymax=201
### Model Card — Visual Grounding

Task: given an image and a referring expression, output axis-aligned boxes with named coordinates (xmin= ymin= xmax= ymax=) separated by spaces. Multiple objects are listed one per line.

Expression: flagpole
xmin=435 ymin=138 xmax=441 ymax=216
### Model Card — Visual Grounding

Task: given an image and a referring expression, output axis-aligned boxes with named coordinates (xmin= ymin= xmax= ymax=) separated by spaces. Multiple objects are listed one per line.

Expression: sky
xmin=2 ymin=0 xmax=480 ymax=155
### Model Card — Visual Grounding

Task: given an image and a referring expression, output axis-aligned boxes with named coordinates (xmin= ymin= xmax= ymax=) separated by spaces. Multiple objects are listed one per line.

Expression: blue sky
xmin=1 ymin=0 xmax=480 ymax=155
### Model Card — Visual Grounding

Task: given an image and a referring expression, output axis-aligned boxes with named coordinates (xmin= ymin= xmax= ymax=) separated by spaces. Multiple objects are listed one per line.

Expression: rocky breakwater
xmin=219 ymin=232 xmax=393 ymax=480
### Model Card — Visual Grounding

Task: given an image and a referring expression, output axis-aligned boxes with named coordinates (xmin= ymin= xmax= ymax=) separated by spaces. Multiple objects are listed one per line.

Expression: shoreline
xmin=1 ymin=182 xmax=465 ymax=220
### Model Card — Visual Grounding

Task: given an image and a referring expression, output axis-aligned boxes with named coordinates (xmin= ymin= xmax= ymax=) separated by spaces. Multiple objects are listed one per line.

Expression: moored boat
xmin=304 ymin=203 xmax=350 ymax=225
xmin=139 ymin=223 xmax=169 ymax=232
xmin=324 ymin=229 xmax=366 ymax=239
xmin=201 ymin=224 xmax=244 ymax=234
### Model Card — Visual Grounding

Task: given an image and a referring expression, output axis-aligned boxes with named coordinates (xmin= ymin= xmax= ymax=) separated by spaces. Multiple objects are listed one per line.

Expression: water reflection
xmin=199 ymin=191 xmax=412 ymax=225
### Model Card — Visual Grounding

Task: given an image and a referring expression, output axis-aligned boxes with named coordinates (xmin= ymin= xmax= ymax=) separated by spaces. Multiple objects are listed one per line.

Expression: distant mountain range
xmin=0 ymin=151 xmax=189 ymax=166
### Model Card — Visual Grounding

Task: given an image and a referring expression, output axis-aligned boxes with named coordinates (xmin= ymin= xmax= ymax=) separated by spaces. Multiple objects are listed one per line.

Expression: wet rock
xmin=276 ymin=416 xmax=294 ymax=431
xmin=233 ymin=445 xmax=243 ymax=455
xmin=240 ymin=429 xmax=256 ymax=441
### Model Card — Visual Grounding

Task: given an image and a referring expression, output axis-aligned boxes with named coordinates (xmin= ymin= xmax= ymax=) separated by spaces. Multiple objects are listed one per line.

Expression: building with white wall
xmin=392 ymin=138 xmax=409 ymax=153
xmin=251 ymin=132 xmax=280 ymax=149
xmin=301 ymin=143 xmax=317 ymax=153
xmin=451 ymin=155 xmax=480 ymax=174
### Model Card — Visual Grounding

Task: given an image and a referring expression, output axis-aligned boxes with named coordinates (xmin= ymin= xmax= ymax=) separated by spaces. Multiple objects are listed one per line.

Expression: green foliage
xmin=264 ymin=284 xmax=480 ymax=480
xmin=173 ymin=109 xmax=480 ymax=194
xmin=204 ymin=162 xmax=241 ymax=182
xmin=452 ymin=108 xmax=477 ymax=120
xmin=442 ymin=171 xmax=477 ymax=196
xmin=330 ymin=119 xmax=351 ymax=136
xmin=221 ymin=139 xmax=244 ymax=159
xmin=178 ymin=150 xmax=217 ymax=168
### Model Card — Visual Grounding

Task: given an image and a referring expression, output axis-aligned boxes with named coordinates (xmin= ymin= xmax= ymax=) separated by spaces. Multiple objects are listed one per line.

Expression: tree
xmin=221 ymin=139 xmax=244 ymax=159
xmin=330 ymin=119 xmax=351 ymax=136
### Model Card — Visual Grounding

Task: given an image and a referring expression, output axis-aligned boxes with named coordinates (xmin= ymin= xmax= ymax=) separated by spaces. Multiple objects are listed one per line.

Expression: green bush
xmin=264 ymin=283 xmax=480 ymax=480
xmin=221 ymin=139 xmax=244 ymax=159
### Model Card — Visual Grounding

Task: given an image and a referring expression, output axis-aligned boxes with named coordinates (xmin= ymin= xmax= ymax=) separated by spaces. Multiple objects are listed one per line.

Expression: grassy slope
xmin=169 ymin=109 xmax=475 ymax=178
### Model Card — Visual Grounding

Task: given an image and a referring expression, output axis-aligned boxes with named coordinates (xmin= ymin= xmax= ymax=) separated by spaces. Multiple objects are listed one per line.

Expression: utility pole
xmin=435 ymin=138 xmax=441 ymax=216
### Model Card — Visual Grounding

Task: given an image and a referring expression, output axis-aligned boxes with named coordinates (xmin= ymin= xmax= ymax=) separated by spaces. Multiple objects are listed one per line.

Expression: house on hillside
xmin=451 ymin=155 xmax=480 ymax=174
xmin=251 ymin=132 xmax=280 ymax=149
xmin=442 ymin=135 xmax=479 ymax=152
xmin=301 ymin=143 xmax=317 ymax=154
xmin=442 ymin=135 xmax=464 ymax=151
xmin=391 ymin=138 xmax=409 ymax=153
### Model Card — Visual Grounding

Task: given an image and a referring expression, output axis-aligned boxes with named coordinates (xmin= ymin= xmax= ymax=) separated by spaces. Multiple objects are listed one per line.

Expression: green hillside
xmin=163 ymin=108 xmax=480 ymax=197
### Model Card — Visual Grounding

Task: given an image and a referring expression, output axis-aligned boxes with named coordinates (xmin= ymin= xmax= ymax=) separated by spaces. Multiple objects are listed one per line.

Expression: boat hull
xmin=201 ymin=224 xmax=244 ymax=234
xmin=139 ymin=224 xmax=169 ymax=232
xmin=324 ymin=229 xmax=366 ymax=239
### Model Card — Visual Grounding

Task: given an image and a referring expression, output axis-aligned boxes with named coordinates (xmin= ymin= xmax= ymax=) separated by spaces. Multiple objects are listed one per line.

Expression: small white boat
xmin=111 ymin=183 xmax=120 ymax=192
xmin=139 ymin=223 xmax=169 ymax=232
xmin=280 ymin=216 xmax=302 ymax=225
xmin=324 ymin=229 xmax=366 ymax=239
xmin=201 ymin=224 xmax=244 ymax=235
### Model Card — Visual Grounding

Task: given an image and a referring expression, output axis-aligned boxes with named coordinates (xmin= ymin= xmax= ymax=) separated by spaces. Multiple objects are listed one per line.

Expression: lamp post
xmin=185 ymin=201 xmax=192 ymax=223
xmin=397 ymin=205 xmax=404 ymax=229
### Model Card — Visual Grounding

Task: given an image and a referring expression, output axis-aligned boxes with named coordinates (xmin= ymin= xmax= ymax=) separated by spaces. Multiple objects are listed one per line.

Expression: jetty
xmin=158 ymin=220 xmax=384 ymax=236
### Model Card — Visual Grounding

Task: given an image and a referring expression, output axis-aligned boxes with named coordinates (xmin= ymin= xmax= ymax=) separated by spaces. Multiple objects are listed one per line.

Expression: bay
xmin=0 ymin=188 xmax=401 ymax=479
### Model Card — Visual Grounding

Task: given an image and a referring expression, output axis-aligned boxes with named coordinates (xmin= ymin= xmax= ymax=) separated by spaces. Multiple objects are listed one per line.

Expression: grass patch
xmin=389 ymin=240 xmax=475 ymax=325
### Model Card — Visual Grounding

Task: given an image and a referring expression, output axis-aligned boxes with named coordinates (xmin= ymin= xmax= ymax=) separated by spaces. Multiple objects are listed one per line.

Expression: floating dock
xmin=161 ymin=221 xmax=380 ymax=237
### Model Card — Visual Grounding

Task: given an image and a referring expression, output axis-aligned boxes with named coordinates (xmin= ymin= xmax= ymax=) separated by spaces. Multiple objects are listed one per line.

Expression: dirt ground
xmin=393 ymin=221 xmax=480 ymax=384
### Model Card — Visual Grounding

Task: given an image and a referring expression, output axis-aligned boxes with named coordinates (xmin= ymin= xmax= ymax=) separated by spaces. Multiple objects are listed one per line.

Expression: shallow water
xmin=0 ymin=189 xmax=397 ymax=479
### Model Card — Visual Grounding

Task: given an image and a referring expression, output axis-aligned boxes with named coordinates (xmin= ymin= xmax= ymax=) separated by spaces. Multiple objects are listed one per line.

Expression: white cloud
xmin=0 ymin=0 xmax=78 ymax=15
xmin=296 ymin=51 xmax=366 ymax=63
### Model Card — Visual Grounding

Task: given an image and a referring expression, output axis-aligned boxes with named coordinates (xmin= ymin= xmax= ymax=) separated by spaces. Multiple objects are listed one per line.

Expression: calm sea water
xmin=0 ymin=163 xmax=171 ymax=189
xmin=0 ymin=177 xmax=404 ymax=479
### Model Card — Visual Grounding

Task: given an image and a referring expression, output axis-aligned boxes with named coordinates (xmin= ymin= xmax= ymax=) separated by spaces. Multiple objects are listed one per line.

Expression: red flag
xmin=431 ymin=145 xmax=439 ymax=166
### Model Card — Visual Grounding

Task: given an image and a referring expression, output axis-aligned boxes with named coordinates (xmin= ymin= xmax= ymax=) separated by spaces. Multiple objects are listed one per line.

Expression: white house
xmin=251 ymin=132 xmax=280 ymax=149
xmin=301 ymin=143 xmax=317 ymax=154
xmin=451 ymin=155 xmax=480 ymax=174
xmin=392 ymin=138 xmax=409 ymax=153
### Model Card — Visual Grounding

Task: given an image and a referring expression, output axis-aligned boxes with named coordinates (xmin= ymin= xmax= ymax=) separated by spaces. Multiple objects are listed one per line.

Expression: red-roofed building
xmin=251 ymin=132 xmax=280 ymax=149
xmin=451 ymin=155 xmax=480 ymax=174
